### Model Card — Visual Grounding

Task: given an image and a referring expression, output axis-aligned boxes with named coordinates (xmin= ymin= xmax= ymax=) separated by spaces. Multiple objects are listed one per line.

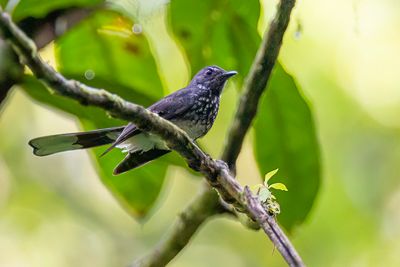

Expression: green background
xmin=1 ymin=0 xmax=399 ymax=266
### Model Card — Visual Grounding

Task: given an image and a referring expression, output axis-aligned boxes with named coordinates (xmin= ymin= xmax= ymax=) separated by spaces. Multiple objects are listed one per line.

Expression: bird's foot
xmin=215 ymin=159 xmax=229 ymax=170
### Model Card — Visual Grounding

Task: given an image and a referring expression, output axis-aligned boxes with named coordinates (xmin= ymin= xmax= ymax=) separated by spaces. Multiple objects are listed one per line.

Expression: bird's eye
xmin=205 ymin=69 xmax=213 ymax=75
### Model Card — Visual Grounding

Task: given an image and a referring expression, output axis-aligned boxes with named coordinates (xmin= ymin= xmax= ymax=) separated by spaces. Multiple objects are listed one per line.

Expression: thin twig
xmin=0 ymin=3 xmax=303 ymax=266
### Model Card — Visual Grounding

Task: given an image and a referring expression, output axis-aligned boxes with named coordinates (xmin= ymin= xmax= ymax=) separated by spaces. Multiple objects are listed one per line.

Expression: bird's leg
xmin=187 ymin=159 xmax=201 ymax=172
xmin=187 ymin=140 xmax=206 ymax=171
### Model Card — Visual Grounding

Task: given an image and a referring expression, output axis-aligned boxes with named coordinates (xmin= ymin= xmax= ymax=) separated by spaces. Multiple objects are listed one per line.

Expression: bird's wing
xmin=101 ymin=88 xmax=193 ymax=156
xmin=148 ymin=88 xmax=194 ymax=120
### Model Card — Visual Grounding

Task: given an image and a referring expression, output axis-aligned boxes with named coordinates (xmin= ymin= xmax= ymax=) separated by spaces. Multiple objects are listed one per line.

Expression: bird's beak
xmin=222 ymin=70 xmax=238 ymax=78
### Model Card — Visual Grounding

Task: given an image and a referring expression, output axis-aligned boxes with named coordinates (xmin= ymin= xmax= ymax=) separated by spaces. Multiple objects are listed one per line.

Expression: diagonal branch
xmin=0 ymin=2 xmax=303 ymax=266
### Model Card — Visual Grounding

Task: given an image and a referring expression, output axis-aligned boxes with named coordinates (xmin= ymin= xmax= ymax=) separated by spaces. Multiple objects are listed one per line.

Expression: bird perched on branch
xmin=29 ymin=65 xmax=237 ymax=174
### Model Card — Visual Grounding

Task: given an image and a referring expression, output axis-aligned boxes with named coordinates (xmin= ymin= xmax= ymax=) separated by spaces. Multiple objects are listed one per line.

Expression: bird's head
xmin=190 ymin=65 xmax=237 ymax=94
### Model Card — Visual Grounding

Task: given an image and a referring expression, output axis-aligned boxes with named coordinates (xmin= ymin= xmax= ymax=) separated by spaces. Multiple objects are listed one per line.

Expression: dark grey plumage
xmin=29 ymin=65 xmax=237 ymax=174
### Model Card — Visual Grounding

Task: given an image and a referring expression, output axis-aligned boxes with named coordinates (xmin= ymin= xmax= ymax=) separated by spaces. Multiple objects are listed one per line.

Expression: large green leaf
xmin=55 ymin=9 xmax=171 ymax=217
xmin=20 ymin=9 xmax=176 ymax=217
xmin=169 ymin=0 xmax=260 ymax=80
xmin=11 ymin=0 xmax=102 ymax=21
xmin=253 ymin=64 xmax=321 ymax=231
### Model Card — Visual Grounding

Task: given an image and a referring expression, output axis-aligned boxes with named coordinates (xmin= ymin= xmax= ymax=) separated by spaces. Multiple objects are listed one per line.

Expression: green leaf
xmin=253 ymin=63 xmax=321 ymax=231
xmin=269 ymin=183 xmax=288 ymax=192
xmin=0 ymin=0 xmax=7 ymax=9
xmin=11 ymin=0 xmax=102 ymax=21
xmin=19 ymin=9 xmax=176 ymax=218
xmin=169 ymin=0 xmax=260 ymax=80
xmin=264 ymin=168 xmax=279 ymax=185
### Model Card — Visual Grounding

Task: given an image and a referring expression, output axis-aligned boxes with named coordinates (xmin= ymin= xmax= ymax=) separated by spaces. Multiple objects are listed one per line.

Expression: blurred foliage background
xmin=1 ymin=0 xmax=400 ymax=266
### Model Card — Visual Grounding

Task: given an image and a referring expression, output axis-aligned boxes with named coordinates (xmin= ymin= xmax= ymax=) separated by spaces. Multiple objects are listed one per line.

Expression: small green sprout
xmin=252 ymin=169 xmax=288 ymax=216
xmin=264 ymin=168 xmax=288 ymax=191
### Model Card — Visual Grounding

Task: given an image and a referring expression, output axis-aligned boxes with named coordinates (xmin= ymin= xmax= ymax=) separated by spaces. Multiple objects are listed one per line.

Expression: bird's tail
xmin=29 ymin=126 xmax=124 ymax=156
xmin=113 ymin=148 xmax=170 ymax=175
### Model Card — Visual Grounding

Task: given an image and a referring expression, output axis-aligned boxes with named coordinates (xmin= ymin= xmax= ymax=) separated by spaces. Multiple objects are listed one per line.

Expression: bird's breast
xmin=173 ymin=95 xmax=220 ymax=139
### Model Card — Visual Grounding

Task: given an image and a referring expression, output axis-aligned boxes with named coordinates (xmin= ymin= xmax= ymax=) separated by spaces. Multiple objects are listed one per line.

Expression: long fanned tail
xmin=113 ymin=148 xmax=170 ymax=175
xmin=29 ymin=126 xmax=124 ymax=156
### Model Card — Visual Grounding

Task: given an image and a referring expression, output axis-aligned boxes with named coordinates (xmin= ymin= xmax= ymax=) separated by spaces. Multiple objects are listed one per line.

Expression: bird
xmin=29 ymin=65 xmax=237 ymax=175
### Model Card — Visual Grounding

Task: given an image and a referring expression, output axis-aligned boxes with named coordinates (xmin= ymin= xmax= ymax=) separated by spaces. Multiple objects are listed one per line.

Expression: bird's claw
xmin=215 ymin=159 xmax=229 ymax=170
